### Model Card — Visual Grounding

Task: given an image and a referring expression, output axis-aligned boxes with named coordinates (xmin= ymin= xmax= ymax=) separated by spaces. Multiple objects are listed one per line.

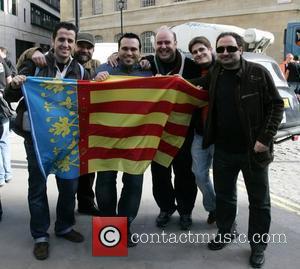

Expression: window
xmin=114 ymin=33 xmax=122 ymax=43
xmin=41 ymin=0 xmax=60 ymax=11
xmin=141 ymin=31 xmax=155 ymax=54
xmin=93 ymin=0 xmax=103 ymax=14
xmin=141 ymin=0 xmax=155 ymax=7
xmin=95 ymin=35 xmax=103 ymax=43
xmin=24 ymin=8 xmax=26 ymax=22
xmin=0 ymin=0 xmax=4 ymax=11
xmin=7 ymin=0 xmax=17 ymax=15
xmin=174 ymin=0 xmax=186 ymax=2
xmin=296 ymin=29 xmax=300 ymax=46
xmin=115 ymin=0 xmax=127 ymax=11
xmin=31 ymin=3 xmax=60 ymax=31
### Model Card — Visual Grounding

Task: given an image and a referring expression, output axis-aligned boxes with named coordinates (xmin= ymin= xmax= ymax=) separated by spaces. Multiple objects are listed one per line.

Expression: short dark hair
xmin=188 ymin=36 xmax=212 ymax=53
xmin=216 ymin=32 xmax=244 ymax=48
xmin=52 ymin=21 xmax=78 ymax=40
xmin=118 ymin=33 xmax=142 ymax=51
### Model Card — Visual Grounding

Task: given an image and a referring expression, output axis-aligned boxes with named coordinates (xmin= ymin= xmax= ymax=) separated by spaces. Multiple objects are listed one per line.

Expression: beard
xmin=74 ymin=52 xmax=91 ymax=64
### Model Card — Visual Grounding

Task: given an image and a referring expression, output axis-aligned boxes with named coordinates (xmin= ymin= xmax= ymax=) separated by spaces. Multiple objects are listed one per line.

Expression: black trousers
xmin=151 ymin=131 xmax=197 ymax=215
xmin=77 ymin=173 xmax=96 ymax=209
xmin=213 ymin=147 xmax=271 ymax=248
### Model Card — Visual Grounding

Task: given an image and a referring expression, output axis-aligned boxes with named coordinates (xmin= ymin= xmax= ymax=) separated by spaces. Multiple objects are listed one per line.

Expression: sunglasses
xmin=216 ymin=46 xmax=239 ymax=53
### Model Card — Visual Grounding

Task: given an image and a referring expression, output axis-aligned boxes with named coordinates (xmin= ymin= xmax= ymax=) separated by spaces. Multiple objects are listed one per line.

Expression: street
xmin=0 ymin=133 xmax=300 ymax=269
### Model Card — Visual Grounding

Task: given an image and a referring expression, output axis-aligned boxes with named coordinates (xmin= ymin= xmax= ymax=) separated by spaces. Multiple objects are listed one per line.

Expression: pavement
xmin=0 ymin=133 xmax=300 ymax=269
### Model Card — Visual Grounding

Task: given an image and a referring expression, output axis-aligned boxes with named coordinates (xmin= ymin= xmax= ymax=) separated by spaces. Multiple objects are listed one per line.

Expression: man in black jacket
xmin=17 ymin=33 xmax=101 ymax=216
xmin=202 ymin=32 xmax=284 ymax=268
xmin=5 ymin=22 xmax=89 ymax=261
xmin=147 ymin=26 xmax=200 ymax=230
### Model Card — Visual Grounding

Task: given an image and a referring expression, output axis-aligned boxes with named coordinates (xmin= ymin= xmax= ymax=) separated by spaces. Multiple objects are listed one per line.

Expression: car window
xmin=254 ymin=61 xmax=286 ymax=85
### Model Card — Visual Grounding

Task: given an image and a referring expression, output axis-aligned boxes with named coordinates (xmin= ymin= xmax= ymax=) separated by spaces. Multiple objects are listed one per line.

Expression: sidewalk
xmin=0 ymin=133 xmax=300 ymax=269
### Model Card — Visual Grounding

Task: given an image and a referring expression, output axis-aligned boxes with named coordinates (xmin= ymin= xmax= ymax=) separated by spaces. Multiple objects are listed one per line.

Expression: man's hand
xmin=94 ymin=71 xmax=110 ymax=82
xmin=107 ymin=52 xmax=119 ymax=68
xmin=254 ymin=141 xmax=269 ymax=153
xmin=139 ymin=59 xmax=151 ymax=70
xmin=32 ymin=50 xmax=47 ymax=67
xmin=10 ymin=75 xmax=26 ymax=89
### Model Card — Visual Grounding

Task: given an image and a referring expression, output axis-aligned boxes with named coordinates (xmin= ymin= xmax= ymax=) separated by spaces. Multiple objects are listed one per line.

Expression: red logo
xmin=92 ymin=217 xmax=128 ymax=256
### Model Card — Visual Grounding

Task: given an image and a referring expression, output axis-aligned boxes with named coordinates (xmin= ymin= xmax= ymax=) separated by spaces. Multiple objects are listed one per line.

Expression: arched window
xmin=95 ymin=35 xmax=103 ymax=43
xmin=141 ymin=31 xmax=155 ymax=54
xmin=114 ymin=33 xmax=123 ymax=43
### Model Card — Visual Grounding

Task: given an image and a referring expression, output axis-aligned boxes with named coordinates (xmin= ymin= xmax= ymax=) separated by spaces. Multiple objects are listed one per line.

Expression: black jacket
xmin=203 ymin=57 xmax=284 ymax=166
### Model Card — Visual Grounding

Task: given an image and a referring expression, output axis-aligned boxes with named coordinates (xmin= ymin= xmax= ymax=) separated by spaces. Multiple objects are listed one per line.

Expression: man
xmin=94 ymin=33 xmax=152 ymax=247
xmin=285 ymin=54 xmax=300 ymax=96
xmin=188 ymin=36 xmax=216 ymax=224
xmin=279 ymin=53 xmax=293 ymax=75
xmin=0 ymin=53 xmax=13 ymax=223
xmin=0 ymin=47 xmax=17 ymax=77
xmin=202 ymin=32 xmax=283 ymax=268
xmin=145 ymin=27 xmax=200 ymax=230
xmin=0 ymin=54 xmax=13 ymax=187
xmin=5 ymin=22 xmax=89 ymax=260
xmin=22 ymin=33 xmax=101 ymax=216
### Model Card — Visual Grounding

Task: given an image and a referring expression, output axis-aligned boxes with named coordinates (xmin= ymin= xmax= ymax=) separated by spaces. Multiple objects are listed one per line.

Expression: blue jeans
xmin=0 ymin=119 xmax=12 ymax=183
xmin=95 ymin=171 xmax=143 ymax=224
xmin=191 ymin=132 xmax=216 ymax=212
xmin=24 ymin=135 xmax=78 ymax=241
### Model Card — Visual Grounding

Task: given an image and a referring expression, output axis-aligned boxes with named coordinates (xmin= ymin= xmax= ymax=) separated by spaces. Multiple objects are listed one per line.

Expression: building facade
xmin=61 ymin=0 xmax=300 ymax=61
xmin=0 ymin=0 xmax=60 ymax=64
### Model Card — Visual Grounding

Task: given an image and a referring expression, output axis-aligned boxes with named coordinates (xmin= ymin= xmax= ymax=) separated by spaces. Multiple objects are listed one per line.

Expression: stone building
xmin=0 ymin=0 xmax=60 ymax=64
xmin=61 ymin=0 xmax=300 ymax=61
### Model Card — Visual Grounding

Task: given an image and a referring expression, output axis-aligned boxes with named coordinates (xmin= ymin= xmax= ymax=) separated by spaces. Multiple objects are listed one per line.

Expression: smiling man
xmin=145 ymin=26 xmax=200 ymax=231
xmin=5 ymin=22 xmax=89 ymax=261
xmin=94 ymin=32 xmax=152 ymax=248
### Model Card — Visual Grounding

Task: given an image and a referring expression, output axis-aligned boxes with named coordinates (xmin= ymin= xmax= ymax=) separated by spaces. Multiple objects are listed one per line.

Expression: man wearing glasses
xmin=201 ymin=32 xmax=283 ymax=268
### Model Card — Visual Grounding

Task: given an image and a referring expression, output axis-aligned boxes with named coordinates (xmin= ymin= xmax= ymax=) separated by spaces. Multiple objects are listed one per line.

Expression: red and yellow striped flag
xmin=78 ymin=76 xmax=208 ymax=175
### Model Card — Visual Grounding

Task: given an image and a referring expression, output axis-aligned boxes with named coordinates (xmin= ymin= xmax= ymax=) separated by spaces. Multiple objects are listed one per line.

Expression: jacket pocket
xmin=251 ymin=150 xmax=274 ymax=168
xmin=241 ymin=92 xmax=261 ymax=126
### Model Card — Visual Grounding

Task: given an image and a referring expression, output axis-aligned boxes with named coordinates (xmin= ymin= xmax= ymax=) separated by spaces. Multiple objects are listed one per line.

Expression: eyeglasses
xmin=216 ymin=46 xmax=239 ymax=53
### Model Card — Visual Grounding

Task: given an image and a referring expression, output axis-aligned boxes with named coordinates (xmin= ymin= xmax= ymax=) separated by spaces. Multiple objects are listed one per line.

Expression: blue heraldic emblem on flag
xmin=22 ymin=77 xmax=80 ymax=179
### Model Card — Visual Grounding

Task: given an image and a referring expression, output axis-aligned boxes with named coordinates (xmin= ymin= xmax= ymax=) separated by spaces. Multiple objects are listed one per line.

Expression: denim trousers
xmin=213 ymin=147 xmax=271 ymax=247
xmin=95 ymin=171 xmax=143 ymax=224
xmin=24 ymin=136 xmax=78 ymax=241
xmin=191 ymin=132 xmax=216 ymax=212
xmin=0 ymin=119 xmax=12 ymax=183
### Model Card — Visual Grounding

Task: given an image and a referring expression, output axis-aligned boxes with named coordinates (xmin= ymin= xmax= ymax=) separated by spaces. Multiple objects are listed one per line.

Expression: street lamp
xmin=74 ymin=0 xmax=80 ymax=30
xmin=118 ymin=0 xmax=125 ymax=36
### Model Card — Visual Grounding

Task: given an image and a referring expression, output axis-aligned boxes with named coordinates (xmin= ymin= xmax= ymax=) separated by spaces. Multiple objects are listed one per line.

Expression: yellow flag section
xmin=77 ymin=76 xmax=208 ymax=175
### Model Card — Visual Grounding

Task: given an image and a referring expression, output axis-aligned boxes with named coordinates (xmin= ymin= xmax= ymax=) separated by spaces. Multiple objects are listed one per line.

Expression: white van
xmin=92 ymin=43 xmax=118 ymax=64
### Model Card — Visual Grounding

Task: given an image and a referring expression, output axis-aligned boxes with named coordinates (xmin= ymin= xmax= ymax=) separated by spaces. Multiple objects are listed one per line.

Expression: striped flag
xmin=22 ymin=76 xmax=208 ymax=179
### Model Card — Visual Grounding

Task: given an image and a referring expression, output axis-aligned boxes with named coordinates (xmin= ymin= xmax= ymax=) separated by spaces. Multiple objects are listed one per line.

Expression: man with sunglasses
xmin=201 ymin=32 xmax=284 ymax=268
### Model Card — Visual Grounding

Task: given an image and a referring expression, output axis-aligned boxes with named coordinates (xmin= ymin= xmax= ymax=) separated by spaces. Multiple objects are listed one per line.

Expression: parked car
xmin=243 ymin=52 xmax=300 ymax=143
